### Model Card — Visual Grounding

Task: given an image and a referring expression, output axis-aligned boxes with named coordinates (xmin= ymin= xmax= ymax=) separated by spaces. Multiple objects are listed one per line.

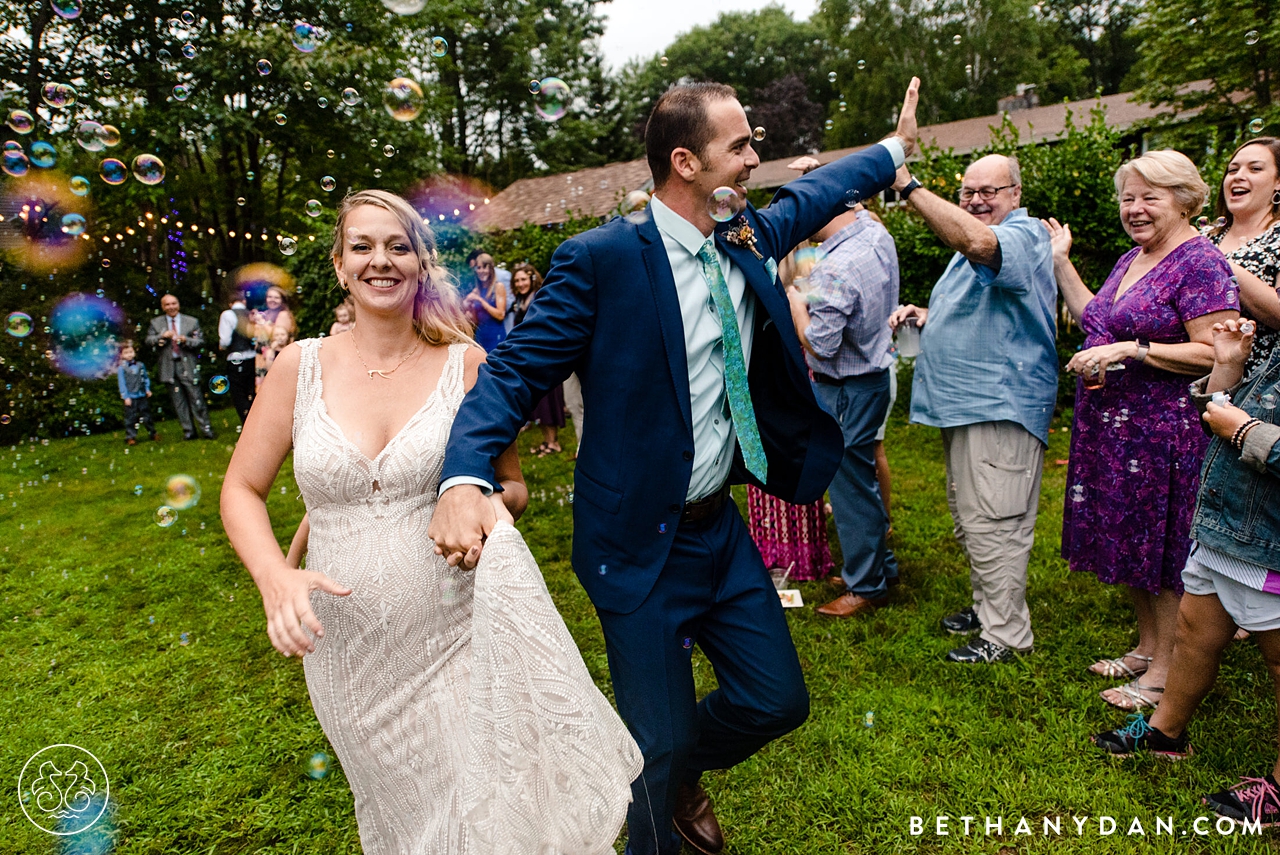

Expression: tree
xmin=1037 ymin=0 xmax=1141 ymax=97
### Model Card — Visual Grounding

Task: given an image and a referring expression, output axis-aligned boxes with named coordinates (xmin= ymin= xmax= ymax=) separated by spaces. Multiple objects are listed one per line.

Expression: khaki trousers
xmin=941 ymin=420 xmax=1044 ymax=651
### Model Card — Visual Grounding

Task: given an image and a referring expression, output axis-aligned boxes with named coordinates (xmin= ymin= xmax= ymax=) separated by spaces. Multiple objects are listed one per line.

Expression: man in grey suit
xmin=146 ymin=294 xmax=214 ymax=440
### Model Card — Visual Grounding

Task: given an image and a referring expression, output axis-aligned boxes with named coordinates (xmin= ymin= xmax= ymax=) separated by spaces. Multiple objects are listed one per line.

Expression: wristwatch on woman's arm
xmin=1135 ymin=338 xmax=1150 ymax=362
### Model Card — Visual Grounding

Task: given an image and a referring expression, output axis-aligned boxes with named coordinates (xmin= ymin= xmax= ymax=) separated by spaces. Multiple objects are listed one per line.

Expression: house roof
xmin=471 ymin=83 xmax=1210 ymax=232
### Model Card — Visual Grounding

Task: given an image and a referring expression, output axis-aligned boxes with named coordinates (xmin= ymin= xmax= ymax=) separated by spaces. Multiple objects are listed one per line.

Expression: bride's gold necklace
xmin=350 ymin=326 xmax=419 ymax=380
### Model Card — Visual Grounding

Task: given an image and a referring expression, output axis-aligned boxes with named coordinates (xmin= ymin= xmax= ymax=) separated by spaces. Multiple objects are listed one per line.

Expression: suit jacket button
xmin=669 ymin=503 xmax=681 ymax=514
xmin=682 ymin=451 xmax=693 ymax=461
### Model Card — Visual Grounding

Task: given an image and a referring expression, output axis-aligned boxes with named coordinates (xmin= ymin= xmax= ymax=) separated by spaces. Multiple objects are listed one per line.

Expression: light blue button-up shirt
xmin=909 ymin=208 xmax=1059 ymax=444
xmin=649 ymin=196 xmax=757 ymax=501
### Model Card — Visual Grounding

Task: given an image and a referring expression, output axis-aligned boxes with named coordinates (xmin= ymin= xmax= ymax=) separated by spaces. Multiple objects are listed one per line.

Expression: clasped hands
xmin=428 ymin=487 xmax=513 ymax=571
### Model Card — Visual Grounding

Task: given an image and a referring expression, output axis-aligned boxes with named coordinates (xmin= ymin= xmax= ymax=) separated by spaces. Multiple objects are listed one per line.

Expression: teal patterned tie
xmin=696 ymin=240 xmax=768 ymax=484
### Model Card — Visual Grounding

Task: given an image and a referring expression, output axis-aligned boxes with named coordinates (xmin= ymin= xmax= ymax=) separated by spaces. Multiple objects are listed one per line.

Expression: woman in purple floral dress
xmin=746 ymin=487 xmax=834 ymax=582
xmin=1045 ymin=150 xmax=1238 ymax=711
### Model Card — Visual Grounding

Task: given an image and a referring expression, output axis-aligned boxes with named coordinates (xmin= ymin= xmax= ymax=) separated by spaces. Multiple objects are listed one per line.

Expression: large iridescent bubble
xmin=100 ymin=158 xmax=127 ymax=185
xmin=2 ymin=150 xmax=29 ymax=177
xmin=707 ymin=186 xmax=740 ymax=223
xmin=40 ymin=82 xmax=77 ymax=108
xmin=6 ymin=312 xmax=33 ymax=338
xmin=291 ymin=21 xmax=319 ymax=52
xmin=383 ymin=78 xmax=424 ymax=121
xmin=6 ymin=109 xmax=34 ymax=134
xmin=51 ymin=0 xmax=83 ymax=20
xmin=49 ymin=293 xmax=126 ymax=379
xmin=533 ymin=77 xmax=571 ymax=121
xmin=75 ymin=120 xmax=109 ymax=152
xmin=28 ymin=141 xmax=56 ymax=168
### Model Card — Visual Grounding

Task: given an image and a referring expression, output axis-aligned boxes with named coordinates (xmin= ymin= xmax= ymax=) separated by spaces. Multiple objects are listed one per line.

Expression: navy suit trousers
xmin=602 ymin=500 xmax=808 ymax=855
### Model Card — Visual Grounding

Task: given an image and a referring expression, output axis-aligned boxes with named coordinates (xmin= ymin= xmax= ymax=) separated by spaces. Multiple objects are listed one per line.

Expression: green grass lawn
xmin=2 ymin=405 xmax=1277 ymax=853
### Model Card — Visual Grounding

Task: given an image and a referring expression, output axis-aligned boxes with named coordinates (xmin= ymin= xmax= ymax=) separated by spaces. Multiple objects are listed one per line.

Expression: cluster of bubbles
xmin=165 ymin=474 xmax=201 ymax=509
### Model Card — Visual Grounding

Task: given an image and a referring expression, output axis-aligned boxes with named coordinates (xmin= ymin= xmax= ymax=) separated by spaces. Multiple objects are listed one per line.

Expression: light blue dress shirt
xmin=649 ymin=196 xmax=757 ymax=501
xmin=909 ymin=208 xmax=1059 ymax=444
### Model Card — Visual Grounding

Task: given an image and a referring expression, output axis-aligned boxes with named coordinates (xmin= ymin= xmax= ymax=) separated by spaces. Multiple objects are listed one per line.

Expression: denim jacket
xmin=1190 ymin=349 xmax=1280 ymax=568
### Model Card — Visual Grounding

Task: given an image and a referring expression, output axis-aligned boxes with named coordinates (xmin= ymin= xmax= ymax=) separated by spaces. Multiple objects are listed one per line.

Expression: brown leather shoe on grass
xmin=816 ymin=592 xmax=888 ymax=618
xmin=673 ymin=780 xmax=724 ymax=854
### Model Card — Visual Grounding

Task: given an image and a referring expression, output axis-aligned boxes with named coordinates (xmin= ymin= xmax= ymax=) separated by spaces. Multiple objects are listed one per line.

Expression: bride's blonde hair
xmin=331 ymin=190 xmax=473 ymax=346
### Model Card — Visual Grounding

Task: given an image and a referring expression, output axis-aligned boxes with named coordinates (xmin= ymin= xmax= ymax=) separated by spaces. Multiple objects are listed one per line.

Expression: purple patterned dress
xmin=746 ymin=487 xmax=834 ymax=581
xmin=1062 ymin=237 xmax=1237 ymax=594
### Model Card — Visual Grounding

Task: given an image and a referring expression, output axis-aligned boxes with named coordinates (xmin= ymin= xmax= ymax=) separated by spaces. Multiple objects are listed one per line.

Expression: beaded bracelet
xmin=1233 ymin=418 xmax=1262 ymax=451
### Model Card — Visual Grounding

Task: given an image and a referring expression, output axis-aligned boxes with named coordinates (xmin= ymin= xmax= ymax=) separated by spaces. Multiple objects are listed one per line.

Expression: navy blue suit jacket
xmin=441 ymin=145 xmax=898 ymax=614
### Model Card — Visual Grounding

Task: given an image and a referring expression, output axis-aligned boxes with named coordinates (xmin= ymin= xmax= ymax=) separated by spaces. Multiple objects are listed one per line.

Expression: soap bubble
xmin=792 ymin=246 xmax=827 ymax=278
xmin=2 ymin=150 xmax=29 ymax=177
xmin=51 ymin=0 xmax=82 ymax=20
xmin=857 ymin=59 xmax=866 ymax=70
xmin=1262 ymin=393 xmax=1278 ymax=410
xmin=97 ymin=158 xmax=125 ymax=184
xmin=307 ymin=751 xmax=330 ymax=779
xmin=382 ymin=144 xmax=395 ymax=158
xmin=326 ymin=149 xmax=335 ymax=158
xmin=49 ymin=293 xmax=125 ymax=379
xmin=60 ymin=212 xmax=86 ymax=236
xmin=321 ymin=175 xmax=336 ymax=192
xmin=1241 ymin=320 xmax=1256 ymax=335
xmin=528 ymin=79 xmax=541 ymax=94
xmin=134 ymin=485 xmax=144 ymax=496
xmin=3 ymin=140 xmax=19 ymax=153
xmin=1246 ymin=29 xmax=1260 ymax=45
xmin=28 ymin=141 xmax=56 ymax=168
xmin=1196 ymin=216 xmax=1210 ymax=229
xmin=341 ymin=87 xmax=359 ymax=106
xmin=101 ymin=124 xmax=121 ymax=146
xmin=707 ymin=186 xmax=740 ymax=223
xmin=373 ymin=168 xmax=382 ymax=178
xmin=827 ymin=71 xmax=836 ymax=83
xmin=75 ymin=120 xmax=109 ymax=151
xmin=953 ymin=33 xmax=962 ymax=44
xmin=317 ymin=97 xmax=328 ymax=108
xmin=659 ymin=56 xmax=668 ymax=67
xmin=1070 ymin=484 xmax=1085 ymax=502
xmin=278 ymin=236 xmax=298 ymax=255
xmin=41 ymin=82 xmax=77 ymax=108
xmin=1249 ymin=118 xmax=1265 ymax=134
xmin=825 ymin=119 xmax=834 ymax=130
xmin=753 ymin=126 xmax=766 ymax=141
xmin=305 ymin=199 xmax=322 ymax=217
xmin=430 ymin=36 xmax=448 ymax=57
xmin=236 ymin=196 xmax=246 ymax=206
xmin=181 ymin=9 xmax=195 ymax=24
xmin=273 ymin=113 xmax=287 ymax=126
xmin=173 ymin=83 xmax=191 ymax=101
xmin=157 ymin=48 xmax=173 ymax=67
xmin=164 ymin=474 xmax=201 ymax=509
xmin=209 ymin=375 xmax=229 ymax=394
xmin=256 ymin=58 xmax=272 ymax=75
xmin=623 ymin=190 xmax=650 ymax=213
xmin=1126 ymin=459 xmax=1141 ymax=473
xmin=383 ymin=77 xmax=424 ymax=121
xmin=533 ymin=77 xmax=571 ymax=121
xmin=182 ymin=43 xmax=196 ymax=58
xmin=965 ymin=63 xmax=973 ymax=75
xmin=6 ymin=312 xmax=33 ymax=338
xmin=132 ymin=154 xmax=165 ymax=185
xmin=381 ymin=0 xmax=424 ymax=13
xmin=155 ymin=506 xmax=178 ymax=527
xmin=7 ymin=109 xmax=34 ymax=134
xmin=291 ymin=21 xmax=319 ymax=52
xmin=839 ymin=100 xmax=847 ymax=112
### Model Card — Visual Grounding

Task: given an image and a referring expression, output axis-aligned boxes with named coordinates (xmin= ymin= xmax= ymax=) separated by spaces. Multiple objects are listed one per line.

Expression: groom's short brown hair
xmin=645 ymin=82 xmax=737 ymax=189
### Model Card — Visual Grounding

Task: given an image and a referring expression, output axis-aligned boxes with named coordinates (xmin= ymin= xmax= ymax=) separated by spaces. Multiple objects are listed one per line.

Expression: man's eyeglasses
xmin=958 ymin=184 xmax=1015 ymax=202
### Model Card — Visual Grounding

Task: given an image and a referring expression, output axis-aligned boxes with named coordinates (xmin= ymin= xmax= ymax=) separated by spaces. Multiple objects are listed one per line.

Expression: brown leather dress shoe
xmin=816 ymin=592 xmax=888 ymax=618
xmin=673 ymin=780 xmax=724 ymax=854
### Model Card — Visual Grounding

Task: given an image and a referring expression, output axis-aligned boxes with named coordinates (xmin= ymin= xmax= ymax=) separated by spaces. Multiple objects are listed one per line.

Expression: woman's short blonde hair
xmin=331 ymin=190 xmax=472 ymax=347
xmin=1114 ymin=150 xmax=1209 ymax=216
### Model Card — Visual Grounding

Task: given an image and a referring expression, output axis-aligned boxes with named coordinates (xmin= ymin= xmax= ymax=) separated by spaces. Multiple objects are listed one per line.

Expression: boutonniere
xmin=722 ymin=216 xmax=764 ymax=260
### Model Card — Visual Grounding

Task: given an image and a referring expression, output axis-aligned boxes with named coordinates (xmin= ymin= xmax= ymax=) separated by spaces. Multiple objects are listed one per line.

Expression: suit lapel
xmin=637 ymin=212 xmax=694 ymax=437
xmin=715 ymin=230 xmax=808 ymax=384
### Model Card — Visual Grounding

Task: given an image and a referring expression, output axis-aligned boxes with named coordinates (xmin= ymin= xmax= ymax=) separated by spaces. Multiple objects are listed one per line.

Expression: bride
xmin=221 ymin=189 xmax=641 ymax=854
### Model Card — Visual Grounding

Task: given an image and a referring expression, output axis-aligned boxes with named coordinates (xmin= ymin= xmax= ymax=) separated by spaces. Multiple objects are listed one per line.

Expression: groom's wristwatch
xmin=900 ymin=178 xmax=923 ymax=201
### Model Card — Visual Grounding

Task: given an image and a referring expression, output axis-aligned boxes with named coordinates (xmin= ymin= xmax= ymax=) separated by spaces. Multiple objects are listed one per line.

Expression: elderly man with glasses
xmin=887 ymin=153 xmax=1058 ymax=664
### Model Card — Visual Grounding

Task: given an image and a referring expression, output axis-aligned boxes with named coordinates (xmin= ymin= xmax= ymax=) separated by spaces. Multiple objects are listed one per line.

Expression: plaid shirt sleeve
xmin=804 ymin=241 xmax=875 ymax=360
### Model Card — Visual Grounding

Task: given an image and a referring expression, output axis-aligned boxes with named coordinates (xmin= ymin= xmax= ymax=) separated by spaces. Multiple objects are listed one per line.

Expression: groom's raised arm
xmin=752 ymin=78 xmax=919 ymax=258
xmin=439 ymin=235 xmax=598 ymax=491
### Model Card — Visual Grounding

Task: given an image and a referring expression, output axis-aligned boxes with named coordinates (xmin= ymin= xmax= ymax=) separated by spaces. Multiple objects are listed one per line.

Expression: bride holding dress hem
xmin=221 ymin=189 xmax=641 ymax=855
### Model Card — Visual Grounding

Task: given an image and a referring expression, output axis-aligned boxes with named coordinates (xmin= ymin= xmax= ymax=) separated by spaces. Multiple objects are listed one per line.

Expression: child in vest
xmin=118 ymin=341 xmax=157 ymax=444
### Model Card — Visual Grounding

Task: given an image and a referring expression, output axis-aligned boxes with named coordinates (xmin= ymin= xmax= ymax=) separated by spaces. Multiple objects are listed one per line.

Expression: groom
xmin=431 ymin=77 xmax=920 ymax=855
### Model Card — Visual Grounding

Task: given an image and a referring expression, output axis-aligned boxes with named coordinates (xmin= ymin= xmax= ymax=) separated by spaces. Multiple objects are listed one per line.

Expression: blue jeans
xmin=815 ymin=370 xmax=898 ymax=598
xmin=603 ymin=501 xmax=809 ymax=855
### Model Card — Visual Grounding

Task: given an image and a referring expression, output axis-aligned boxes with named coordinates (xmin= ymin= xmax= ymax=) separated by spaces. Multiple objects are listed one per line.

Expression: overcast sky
xmin=597 ymin=0 xmax=818 ymax=70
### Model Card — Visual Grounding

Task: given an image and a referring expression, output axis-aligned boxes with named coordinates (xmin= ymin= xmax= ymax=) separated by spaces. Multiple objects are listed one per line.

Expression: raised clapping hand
xmin=1211 ymin=317 xmax=1255 ymax=368
xmin=890 ymin=77 xmax=921 ymax=157
xmin=1042 ymin=217 xmax=1072 ymax=266
xmin=888 ymin=304 xmax=928 ymax=331
xmin=257 ymin=559 xmax=352 ymax=658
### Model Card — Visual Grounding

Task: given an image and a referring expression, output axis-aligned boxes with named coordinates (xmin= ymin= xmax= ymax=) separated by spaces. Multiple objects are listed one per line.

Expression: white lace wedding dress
xmin=291 ymin=338 xmax=642 ymax=855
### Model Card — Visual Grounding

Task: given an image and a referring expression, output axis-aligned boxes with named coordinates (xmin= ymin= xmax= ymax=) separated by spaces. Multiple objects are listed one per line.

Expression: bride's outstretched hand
xmin=256 ymin=561 xmax=352 ymax=657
